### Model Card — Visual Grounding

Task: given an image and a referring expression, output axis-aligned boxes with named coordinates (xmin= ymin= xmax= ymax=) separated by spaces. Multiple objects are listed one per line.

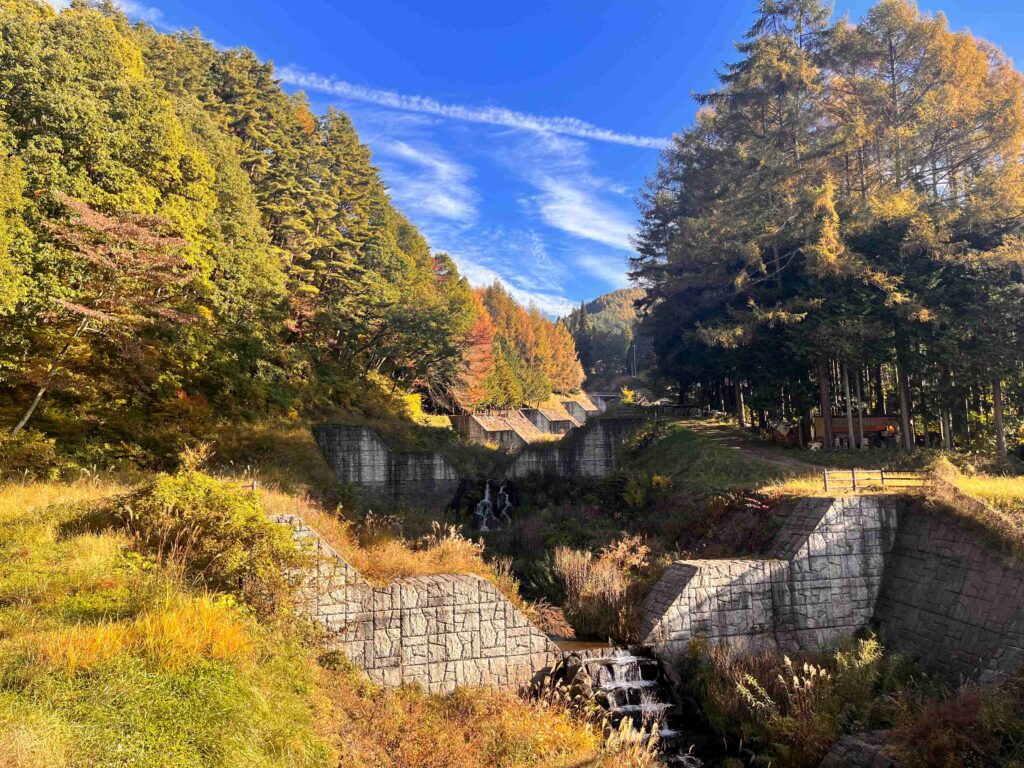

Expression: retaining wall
xmin=274 ymin=513 xmax=560 ymax=693
xmin=643 ymin=494 xmax=1024 ymax=684
xmin=508 ymin=415 xmax=646 ymax=479
xmin=874 ymin=505 xmax=1024 ymax=683
xmin=312 ymin=425 xmax=460 ymax=509
xmin=642 ymin=496 xmax=898 ymax=660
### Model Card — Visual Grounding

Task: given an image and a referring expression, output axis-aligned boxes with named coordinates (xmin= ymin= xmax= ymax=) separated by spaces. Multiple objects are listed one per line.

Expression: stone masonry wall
xmin=874 ymin=506 xmax=1024 ymax=684
xmin=273 ymin=513 xmax=560 ymax=693
xmin=508 ymin=415 xmax=645 ymax=479
xmin=642 ymin=494 xmax=1024 ymax=684
xmin=313 ymin=424 xmax=460 ymax=510
xmin=642 ymin=496 xmax=901 ymax=662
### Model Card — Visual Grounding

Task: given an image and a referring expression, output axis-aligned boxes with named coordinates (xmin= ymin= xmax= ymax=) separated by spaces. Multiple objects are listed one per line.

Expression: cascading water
xmin=558 ymin=646 xmax=705 ymax=767
xmin=471 ymin=480 xmax=513 ymax=531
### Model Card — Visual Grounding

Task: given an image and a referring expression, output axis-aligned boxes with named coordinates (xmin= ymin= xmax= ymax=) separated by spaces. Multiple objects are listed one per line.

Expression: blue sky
xmin=61 ymin=0 xmax=1024 ymax=315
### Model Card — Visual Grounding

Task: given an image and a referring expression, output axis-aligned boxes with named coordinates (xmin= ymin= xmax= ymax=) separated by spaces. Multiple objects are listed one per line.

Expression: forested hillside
xmin=563 ymin=287 xmax=651 ymax=385
xmin=633 ymin=0 xmax=1024 ymax=457
xmin=0 ymin=0 xmax=580 ymax=460
xmin=452 ymin=282 xmax=583 ymax=409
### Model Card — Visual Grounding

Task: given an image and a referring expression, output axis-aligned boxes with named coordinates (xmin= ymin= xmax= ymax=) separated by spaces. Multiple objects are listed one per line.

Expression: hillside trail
xmin=688 ymin=421 xmax=824 ymax=474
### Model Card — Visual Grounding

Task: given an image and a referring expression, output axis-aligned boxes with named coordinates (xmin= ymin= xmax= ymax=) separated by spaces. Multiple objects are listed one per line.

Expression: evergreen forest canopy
xmin=0 ymin=0 xmax=582 ymax=457
xmin=562 ymin=287 xmax=652 ymax=387
xmin=633 ymin=0 xmax=1024 ymax=458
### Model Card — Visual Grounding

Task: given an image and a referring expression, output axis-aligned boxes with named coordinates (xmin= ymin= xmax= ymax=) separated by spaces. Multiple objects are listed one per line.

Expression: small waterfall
xmin=471 ymin=479 xmax=513 ymax=531
xmin=557 ymin=646 xmax=704 ymax=767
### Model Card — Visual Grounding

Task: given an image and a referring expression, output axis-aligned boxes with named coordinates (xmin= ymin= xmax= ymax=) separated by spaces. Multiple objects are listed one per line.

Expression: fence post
xmin=851 ymin=468 xmax=857 ymax=491
xmin=823 ymin=469 xmax=829 ymax=492
xmin=880 ymin=469 xmax=885 ymax=488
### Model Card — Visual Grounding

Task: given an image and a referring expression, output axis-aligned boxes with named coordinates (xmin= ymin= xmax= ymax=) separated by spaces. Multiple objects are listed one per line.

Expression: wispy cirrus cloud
xmin=278 ymin=66 xmax=668 ymax=150
xmin=501 ymin=132 xmax=638 ymax=274
xmin=534 ymin=176 xmax=635 ymax=251
xmin=574 ymin=253 xmax=632 ymax=289
xmin=374 ymin=140 xmax=477 ymax=223
xmin=453 ymin=253 xmax=575 ymax=317
xmin=45 ymin=0 xmax=178 ymax=33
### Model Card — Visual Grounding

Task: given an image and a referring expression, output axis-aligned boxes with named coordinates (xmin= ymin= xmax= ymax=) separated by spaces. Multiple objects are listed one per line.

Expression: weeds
xmin=554 ymin=535 xmax=665 ymax=642
xmin=681 ymin=636 xmax=903 ymax=768
xmin=111 ymin=470 xmax=310 ymax=615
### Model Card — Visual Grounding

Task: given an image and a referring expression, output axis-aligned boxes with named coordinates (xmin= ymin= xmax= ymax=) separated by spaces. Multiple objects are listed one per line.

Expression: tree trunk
xmin=895 ymin=348 xmax=914 ymax=451
xmin=736 ymin=380 xmax=746 ymax=429
xmin=855 ymin=368 xmax=866 ymax=449
xmin=817 ymin=357 xmax=834 ymax=449
xmin=994 ymin=379 xmax=1007 ymax=462
xmin=873 ymin=364 xmax=886 ymax=416
xmin=11 ymin=317 xmax=90 ymax=436
xmin=11 ymin=386 xmax=48 ymax=437
xmin=842 ymin=362 xmax=855 ymax=451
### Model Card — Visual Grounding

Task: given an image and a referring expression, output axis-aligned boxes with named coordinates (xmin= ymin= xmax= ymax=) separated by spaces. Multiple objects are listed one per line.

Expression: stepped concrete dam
xmin=279 ymin=492 xmax=1024 ymax=693
xmin=302 ymin=403 xmax=1024 ymax=766
xmin=312 ymin=401 xmax=694 ymax=510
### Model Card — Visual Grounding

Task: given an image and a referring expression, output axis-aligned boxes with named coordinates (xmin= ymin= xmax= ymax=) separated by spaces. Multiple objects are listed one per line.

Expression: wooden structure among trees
xmin=814 ymin=415 xmax=900 ymax=448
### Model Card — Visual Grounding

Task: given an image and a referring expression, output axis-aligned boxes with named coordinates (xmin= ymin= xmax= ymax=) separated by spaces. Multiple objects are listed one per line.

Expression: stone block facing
xmin=508 ymin=415 xmax=646 ymax=479
xmin=642 ymin=494 xmax=1024 ymax=684
xmin=642 ymin=496 xmax=902 ymax=662
xmin=313 ymin=425 xmax=460 ymax=510
xmin=273 ymin=513 xmax=560 ymax=694
xmin=874 ymin=507 xmax=1024 ymax=684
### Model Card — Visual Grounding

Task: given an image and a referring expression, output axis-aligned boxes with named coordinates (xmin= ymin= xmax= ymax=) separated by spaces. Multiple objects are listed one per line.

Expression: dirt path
xmin=689 ymin=422 xmax=823 ymax=473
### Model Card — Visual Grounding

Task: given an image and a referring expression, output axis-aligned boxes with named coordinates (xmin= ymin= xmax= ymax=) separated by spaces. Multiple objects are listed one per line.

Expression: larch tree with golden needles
xmin=634 ymin=0 xmax=1024 ymax=456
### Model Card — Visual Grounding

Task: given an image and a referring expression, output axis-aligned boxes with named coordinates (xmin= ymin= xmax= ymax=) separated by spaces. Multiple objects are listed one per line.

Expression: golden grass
xmin=0 ymin=697 xmax=69 ymax=768
xmin=258 ymin=486 xmax=531 ymax=613
xmin=28 ymin=589 xmax=253 ymax=676
xmin=324 ymin=664 xmax=659 ymax=768
xmin=0 ymin=478 xmax=336 ymax=768
xmin=952 ymin=474 xmax=1024 ymax=513
xmin=0 ymin=479 xmax=126 ymax=521
xmin=760 ymin=474 xmax=913 ymax=499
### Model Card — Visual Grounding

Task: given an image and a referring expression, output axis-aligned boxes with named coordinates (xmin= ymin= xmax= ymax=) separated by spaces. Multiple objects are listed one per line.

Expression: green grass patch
xmin=624 ymin=421 xmax=797 ymax=493
xmin=0 ymin=481 xmax=334 ymax=768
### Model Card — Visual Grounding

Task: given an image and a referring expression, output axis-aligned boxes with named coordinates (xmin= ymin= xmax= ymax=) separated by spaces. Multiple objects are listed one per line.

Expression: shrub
xmin=682 ymin=636 xmax=892 ymax=768
xmin=893 ymin=678 xmax=1024 ymax=768
xmin=554 ymin=535 xmax=661 ymax=642
xmin=114 ymin=471 xmax=309 ymax=614
xmin=0 ymin=430 xmax=64 ymax=481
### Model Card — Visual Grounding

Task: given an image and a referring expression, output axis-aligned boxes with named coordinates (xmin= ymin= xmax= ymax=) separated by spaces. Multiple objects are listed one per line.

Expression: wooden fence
xmin=821 ymin=468 xmax=925 ymax=492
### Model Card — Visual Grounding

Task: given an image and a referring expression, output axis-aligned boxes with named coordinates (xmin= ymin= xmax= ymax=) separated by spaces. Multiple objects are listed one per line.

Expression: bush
xmin=553 ymin=535 xmax=663 ymax=642
xmin=114 ymin=471 xmax=309 ymax=614
xmin=681 ymin=636 xmax=894 ymax=768
xmin=893 ymin=677 xmax=1024 ymax=768
xmin=0 ymin=430 xmax=64 ymax=481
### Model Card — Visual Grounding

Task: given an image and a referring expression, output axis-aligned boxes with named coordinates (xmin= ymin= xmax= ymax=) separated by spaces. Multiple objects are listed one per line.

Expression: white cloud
xmin=117 ymin=0 xmax=165 ymax=25
xmin=453 ymin=254 xmax=575 ymax=317
xmin=498 ymin=131 xmax=639 ymax=256
xmin=534 ymin=176 xmax=635 ymax=251
xmin=375 ymin=140 xmax=476 ymax=223
xmin=574 ymin=254 xmax=632 ymax=289
xmin=44 ymin=0 xmax=175 ymax=31
xmin=525 ymin=230 xmax=567 ymax=286
xmin=278 ymin=66 xmax=668 ymax=150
